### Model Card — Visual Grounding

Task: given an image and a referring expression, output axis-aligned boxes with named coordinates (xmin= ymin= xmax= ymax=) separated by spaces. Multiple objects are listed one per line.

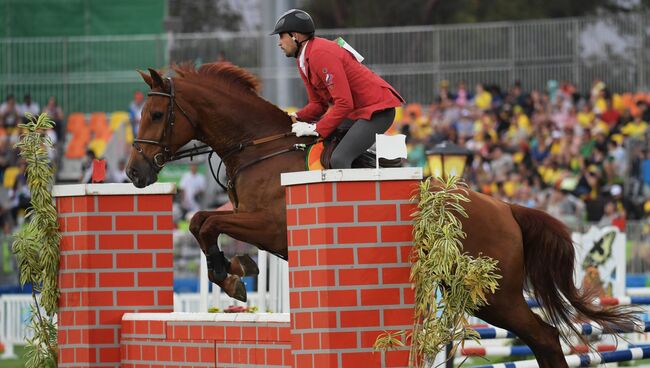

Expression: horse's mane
xmin=173 ymin=61 xmax=261 ymax=94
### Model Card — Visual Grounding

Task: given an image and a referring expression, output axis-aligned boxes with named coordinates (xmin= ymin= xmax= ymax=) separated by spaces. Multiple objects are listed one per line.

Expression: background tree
xmin=300 ymin=0 xmax=648 ymax=28
xmin=168 ymin=0 xmax=242 ymax=32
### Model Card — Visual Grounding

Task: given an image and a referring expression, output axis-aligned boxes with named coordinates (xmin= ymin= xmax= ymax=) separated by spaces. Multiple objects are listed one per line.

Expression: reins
xmin=133 ymin=78 xmax=319 ymax=208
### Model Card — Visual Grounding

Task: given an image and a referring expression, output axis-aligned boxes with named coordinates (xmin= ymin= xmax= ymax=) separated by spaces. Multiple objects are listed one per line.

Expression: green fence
xmin=0 ymin=0 xmax=165 ymax=112
xmin=0 ymin=34 xmax=167 ymax=112
xmin=0 ymin=0 xmax=164 ymax=37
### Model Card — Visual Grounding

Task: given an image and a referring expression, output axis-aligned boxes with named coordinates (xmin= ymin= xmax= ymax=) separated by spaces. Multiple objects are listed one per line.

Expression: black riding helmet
xmin=270 ymin=9 xmax=315 ymax=35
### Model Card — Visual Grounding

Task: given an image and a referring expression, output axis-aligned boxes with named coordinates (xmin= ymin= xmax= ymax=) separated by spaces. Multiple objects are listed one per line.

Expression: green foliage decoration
xmin=374 ymin=176 xmax=501 ymax=367
xmin=12 ymin=113 xmax=61 ymax=368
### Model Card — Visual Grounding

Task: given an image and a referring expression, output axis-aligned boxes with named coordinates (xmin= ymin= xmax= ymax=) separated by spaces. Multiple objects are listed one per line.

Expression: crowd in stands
xmin=1 ymin=78 xmax=650 ymax=289
xmin=0 ymin=93 xmax=62 ymax=234
xmin=395 ymin=79 xmax=650 ymax=231
xmin=0 ymin=91 xmax=207 ymax=232
xmin=2 ymin=78 xmax=650 ymax=235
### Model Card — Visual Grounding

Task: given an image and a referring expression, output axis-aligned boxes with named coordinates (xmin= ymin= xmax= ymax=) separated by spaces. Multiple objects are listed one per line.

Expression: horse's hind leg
xmin=476 ymin=297 xmax=566 ymax=368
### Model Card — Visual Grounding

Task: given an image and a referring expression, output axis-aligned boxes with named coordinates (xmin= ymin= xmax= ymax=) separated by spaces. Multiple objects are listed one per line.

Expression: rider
xmin=271 ymin=9 xmax=405 ymax=169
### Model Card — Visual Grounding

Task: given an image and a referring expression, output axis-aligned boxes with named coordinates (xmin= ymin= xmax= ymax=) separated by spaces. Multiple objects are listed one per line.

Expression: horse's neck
xmin=193 ymin=93 xmax=288 ymax=150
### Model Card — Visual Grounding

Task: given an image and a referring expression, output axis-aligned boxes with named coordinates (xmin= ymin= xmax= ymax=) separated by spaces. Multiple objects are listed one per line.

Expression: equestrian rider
xmin=271 ymin=9 xmax=405 ymax=169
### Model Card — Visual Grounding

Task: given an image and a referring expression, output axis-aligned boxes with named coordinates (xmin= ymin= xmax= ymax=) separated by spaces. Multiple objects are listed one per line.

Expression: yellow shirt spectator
xmin=538 ymin=165 xmax=562 ymax=186
xmin=595 ymin=97 xmax=607 ymax=114
xmin=577 ymin=111 xmax=595 ymax=128
xmin=473 ymin=120 xmax=497 ymax=141
xmin=516 ymin=112 xmax=532 ymax=134
xmin=621 ymin=119 xmax=648 ymax=138
xmin=474 ymin=91 xmax=492 ymax=110
xmin=503 ymin=180 xmax=519 ymax=198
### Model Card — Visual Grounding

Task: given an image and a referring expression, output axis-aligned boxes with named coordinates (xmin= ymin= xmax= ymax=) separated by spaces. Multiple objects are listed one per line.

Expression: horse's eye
xmin=152 ymin=112 xmax=164 ymax=120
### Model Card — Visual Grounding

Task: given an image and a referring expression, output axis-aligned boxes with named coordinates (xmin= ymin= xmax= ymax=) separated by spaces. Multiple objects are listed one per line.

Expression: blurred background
xmin=1 ymin=0 xmax=650 ymax=362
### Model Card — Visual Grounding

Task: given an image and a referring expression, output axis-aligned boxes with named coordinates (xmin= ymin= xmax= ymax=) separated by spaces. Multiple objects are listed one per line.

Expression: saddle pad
xmin=306 ymin=142 xmax=325 ymax=170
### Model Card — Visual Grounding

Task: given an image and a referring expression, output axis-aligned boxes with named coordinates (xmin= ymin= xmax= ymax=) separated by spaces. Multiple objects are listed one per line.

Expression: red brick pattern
xmin=57 ymin=192 xmax=174 ymax=368
xmin=285 ymin=180 xmax=419 ymax=367
xmin=121 ymin=315 xmax=292 ymax=368
xmin=58 ymin=177 xmax=417 ymax=368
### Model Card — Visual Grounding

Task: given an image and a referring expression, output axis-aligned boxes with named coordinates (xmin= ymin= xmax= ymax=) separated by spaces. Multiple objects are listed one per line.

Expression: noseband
xmin=132 ymin=77 xmax=200 ymax=171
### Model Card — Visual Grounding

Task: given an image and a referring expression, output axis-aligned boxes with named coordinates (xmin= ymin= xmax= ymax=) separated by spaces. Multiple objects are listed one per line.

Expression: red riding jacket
xmin=295 ymin=37 xmax=405 ymax=138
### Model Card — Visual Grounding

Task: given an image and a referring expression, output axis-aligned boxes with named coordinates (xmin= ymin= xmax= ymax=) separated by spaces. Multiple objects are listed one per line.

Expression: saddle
xmin=311 ymin=127 xmax=403 ymax=170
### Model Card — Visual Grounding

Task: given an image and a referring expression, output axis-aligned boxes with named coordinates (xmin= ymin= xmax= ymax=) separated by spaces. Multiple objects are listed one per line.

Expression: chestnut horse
xmin=126 ymin=62 xmax=637 ymax=367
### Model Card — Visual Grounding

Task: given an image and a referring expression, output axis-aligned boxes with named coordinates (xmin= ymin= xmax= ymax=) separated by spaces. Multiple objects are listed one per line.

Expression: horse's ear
xmin=147 ymin=68 xmax=164 ymax=88
xmin=137 ymin=69 xmax=153 ymax=88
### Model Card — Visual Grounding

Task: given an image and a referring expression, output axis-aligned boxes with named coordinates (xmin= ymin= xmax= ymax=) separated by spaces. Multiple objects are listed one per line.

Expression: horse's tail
xmin=509 ymin=204 xmax=639 ymax=341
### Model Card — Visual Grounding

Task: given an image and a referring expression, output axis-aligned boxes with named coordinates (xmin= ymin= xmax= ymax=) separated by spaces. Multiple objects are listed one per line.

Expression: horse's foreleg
xmin=189 ymin=210 xmax=233 ymax=253
xmin=195 ymin=211 xmax=282 ymax=302
xmin=189 ymin=209 xmax=257 ymax=275
xmin=188 ymin=210 xmax=245 ymax=301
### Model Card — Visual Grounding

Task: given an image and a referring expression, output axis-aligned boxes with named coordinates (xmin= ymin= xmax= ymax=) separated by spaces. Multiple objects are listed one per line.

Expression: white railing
xmin=195 ymin=249 xmax=289 ymax=313
xmin=0 ymin=294 xmax=33 ymax=359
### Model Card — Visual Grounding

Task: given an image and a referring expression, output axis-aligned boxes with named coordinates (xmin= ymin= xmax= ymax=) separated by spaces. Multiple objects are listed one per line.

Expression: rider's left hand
xmin=292 ymin=122 xmax=319 ymax=137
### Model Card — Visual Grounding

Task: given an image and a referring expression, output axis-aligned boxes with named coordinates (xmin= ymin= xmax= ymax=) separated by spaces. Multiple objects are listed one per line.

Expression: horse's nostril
xmin=128 ymin=167 xmax=138 ymax=179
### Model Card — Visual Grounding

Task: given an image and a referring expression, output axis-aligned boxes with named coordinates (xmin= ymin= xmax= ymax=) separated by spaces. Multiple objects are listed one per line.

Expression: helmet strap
xmin=290 ymin=32 xmax=309 ymax=58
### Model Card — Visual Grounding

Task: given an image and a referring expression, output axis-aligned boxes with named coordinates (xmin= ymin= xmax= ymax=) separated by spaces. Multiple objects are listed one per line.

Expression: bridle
xmin=132 ymin=77 xmax=203 ymax=171
xmin=132 ymin=75 xmax=319 ymax=208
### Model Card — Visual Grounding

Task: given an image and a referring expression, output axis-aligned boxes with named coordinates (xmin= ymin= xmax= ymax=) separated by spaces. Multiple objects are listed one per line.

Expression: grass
xmin=1 ymin=345 xmax=27 ymax=368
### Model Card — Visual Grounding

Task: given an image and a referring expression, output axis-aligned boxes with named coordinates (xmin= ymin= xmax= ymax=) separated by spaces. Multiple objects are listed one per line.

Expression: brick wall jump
xmin=55 ymin=183 xmax=175 ymax=368
xmin=282 ymin=168 xmax=422 ymax=368
xmin=121 ymin=313 xmax=291 ymax=367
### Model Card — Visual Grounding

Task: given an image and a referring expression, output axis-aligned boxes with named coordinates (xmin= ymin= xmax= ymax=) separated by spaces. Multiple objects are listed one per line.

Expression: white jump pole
xmin=269 ymin=256 xmax=279 ymax=312
xmin=257 ymin=250 xmax=268 ymax=312
xmin=280 ymin=260 xmax=290 ymax=312
xmin=199 ymin=252 xmax=209 ymax=312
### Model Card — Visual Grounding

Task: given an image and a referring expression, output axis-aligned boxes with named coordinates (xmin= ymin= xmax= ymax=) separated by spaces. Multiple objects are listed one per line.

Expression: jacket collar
xmin=299 ymin=37 xmax=318 ymax=77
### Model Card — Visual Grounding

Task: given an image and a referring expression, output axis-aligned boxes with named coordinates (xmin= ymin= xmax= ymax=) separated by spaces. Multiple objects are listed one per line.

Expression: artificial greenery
xmin=12 ymin=113 xmax=61 ymax=368
xmin=374 ymin=176 xmax=501 ymax=367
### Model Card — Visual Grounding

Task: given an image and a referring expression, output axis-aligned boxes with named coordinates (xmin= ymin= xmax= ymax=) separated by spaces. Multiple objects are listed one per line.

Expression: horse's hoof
xmin=224 ymin=275 xmax=248 ymax=302
xmin=231 ymin=254 xmax=260 ymax=277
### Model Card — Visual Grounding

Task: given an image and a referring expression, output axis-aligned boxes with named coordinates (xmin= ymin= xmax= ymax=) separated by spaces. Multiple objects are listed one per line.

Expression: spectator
xmin=638 ymin=100 xmax=650 ymax=123
xmin=473 ymin=83 xmax=492 ymax=111
xmin=10 ymin=160 xmax=30 ymax=225
xmin=598 ymin=201 xmax=625 ymax=231
xmin=600 ymin=98 xmax=620 ymax=129
xmin=18 ymin=94 xmax=40 ymax=121
xmin=0 ymin=95 xmax=20 ymax=131
xmin=545 ymin=188 xmax=584 ymax=229
xmin=179 ymin=163 xmax=206 ymax=217
xmin=80 ymin=150 xmax=97 ymax=184
xmin=620 ymin=115 xmax=648 ymax=139
xmin=489 ymin=145 xmax=514 ymax=180
xmin=128 ymin=90 xmax=146 ymax=136
xmin=435 ymin=80 xmax=453 ymax=104
xmin=455 ymin=80 xmax=469 ymax=106
xmin=43 ymin=96 xmax=64 ymax=140
xmin=107 ymin=159 xmax=130 ymax=183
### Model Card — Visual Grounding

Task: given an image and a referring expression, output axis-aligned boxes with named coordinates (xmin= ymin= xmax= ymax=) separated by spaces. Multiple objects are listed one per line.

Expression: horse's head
xmin=126 ymin=68 xmax=197 ymax=188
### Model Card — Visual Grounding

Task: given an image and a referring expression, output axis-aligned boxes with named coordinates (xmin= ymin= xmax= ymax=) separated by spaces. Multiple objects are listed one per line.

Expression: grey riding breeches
xmin=329 ymin=108 xmax=396 ymax=169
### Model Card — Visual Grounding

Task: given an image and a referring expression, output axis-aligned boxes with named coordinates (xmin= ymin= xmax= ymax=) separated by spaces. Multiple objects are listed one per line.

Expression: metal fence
xmin=2 ymin=12 xmax=650 ymax=112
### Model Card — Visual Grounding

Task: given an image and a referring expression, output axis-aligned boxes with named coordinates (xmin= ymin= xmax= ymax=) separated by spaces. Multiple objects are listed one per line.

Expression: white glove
xmin=292 ymin=122 xmax=319 ymax=137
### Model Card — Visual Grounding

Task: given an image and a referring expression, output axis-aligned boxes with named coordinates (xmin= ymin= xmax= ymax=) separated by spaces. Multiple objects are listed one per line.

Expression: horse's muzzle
xmin=126 ymin=165 xmax=156 ymax=188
